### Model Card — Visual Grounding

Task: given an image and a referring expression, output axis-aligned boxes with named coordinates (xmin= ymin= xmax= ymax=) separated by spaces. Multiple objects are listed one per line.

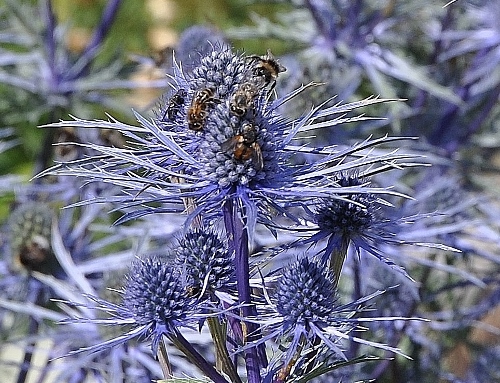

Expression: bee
xmin=162 ymin=88 xmax=187 ymax=122
xmin=186 ymin=284 xmax=202 ymax=297
xmin=18 ymin=236 xmax=52 ymax=273
xmin=222 ymin=123 xmax=264 ymax=171
xmin=230 ymin=82 xmax=259 ymax=117
xmin=247 ymin=49 xmax=286 ymax=91
xmin=152 ymin=46 xmax=173 ymax=68
xmin=187 ymin=88 xmax=219 ymax=131
xmin=54 ymin=127 xmax=81 ymax=161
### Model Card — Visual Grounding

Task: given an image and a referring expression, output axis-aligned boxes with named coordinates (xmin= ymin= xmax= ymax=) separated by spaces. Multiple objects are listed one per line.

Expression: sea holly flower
xmin=60 ymin=256 xmax=230 ymax=383
xmin=292 ymin=170 xmax=460 ymax=282
xmin=39 ymin=44 xmax=423 ymax=383
xmin=175 ymin=227 xmax=236 ymax=302
xmin=57 ymin=257 xmax=196 ymax=355
xmin=2 ymin=0 xmax=496 ymax=380
xmin=300 ymin=173 xmax=407 ymax=280
xmin=41 ymin=46 xmax=415 ymax=232
xmin=122 ymin=257 xmax=197 ymax=350
xmin=242 ymin=257 xmax=413 ymax=382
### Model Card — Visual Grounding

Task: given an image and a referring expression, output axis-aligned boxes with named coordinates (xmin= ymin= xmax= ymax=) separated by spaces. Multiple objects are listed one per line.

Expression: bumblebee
xmin=222 ymin=123 xmax=264 ymax=171
xmin=230 ymin=82 xmax=259 ymax=117
xmin=247 ymin=49 xmax=286 ymax=91
xmin=162 ymin=88 xmax=187 ymax=122
xmin=187 ymin=88 xmax=218 ymax=131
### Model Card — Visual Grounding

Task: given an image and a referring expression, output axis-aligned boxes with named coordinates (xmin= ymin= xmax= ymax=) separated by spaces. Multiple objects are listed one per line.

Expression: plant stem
xmin=223 ymin=198 xmax=263 ymax=383
xmin=65 ymin=0 xmax=123 ymax=81
xmin=16 ymin=278 xmax=44 ymax=383
xmin=208 ymin=317 xmax=242 ymax=383
xmin=169 ymin=331 xmax=229 ymax=383
xmin=158 ymin=336 xmax=173 ymax=379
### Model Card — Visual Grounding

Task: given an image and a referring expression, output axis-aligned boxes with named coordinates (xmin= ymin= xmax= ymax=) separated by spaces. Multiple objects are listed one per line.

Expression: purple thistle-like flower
xmin=299 ymin=173 xmax=418 ymax=279
xmin=64 ymin=257 xmax=199 ymax=357
xmin=276 ymin=257 xmax=337 ymax=328
xmin=273 ymin=257 xmax=344 ymax=364
xmin=188 ymin=45 xmax=250 ymax=97
xmin=123 ymin=257 xmax=195 ymax=330
xmin=249 ymin=257 xmax=410 ymax=382
xmin=61 ymin=257 xmax=231 ymax=383
xmin=175 ymin=228 xmax=235 ymax=300
xmin=315 ymin=175 xmax=376 ymax=242
xmin=41 ymin=45 xmax=415 ymax=233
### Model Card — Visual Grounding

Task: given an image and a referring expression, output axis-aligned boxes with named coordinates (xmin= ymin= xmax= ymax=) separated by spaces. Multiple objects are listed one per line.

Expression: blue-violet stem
xmin=223 ymin=198 xmax=264 ymax=383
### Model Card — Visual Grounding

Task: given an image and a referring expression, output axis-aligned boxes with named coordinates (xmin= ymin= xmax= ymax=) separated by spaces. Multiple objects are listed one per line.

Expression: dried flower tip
xmin=7 ymin=202 xmax=55 ymax=274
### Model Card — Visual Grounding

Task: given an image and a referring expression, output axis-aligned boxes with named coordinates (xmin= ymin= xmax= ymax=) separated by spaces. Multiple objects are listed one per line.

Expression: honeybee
xmin=54 ymin=127 xmax=81 ymax=161
xmin=152 ymin=46 xmax=173 ymax=68
xmin=230 ymin=82 xmax=259 ymax=117
xmin=186 ymin=284 xmax=202 ymax=297
xmin=187 ymin=88 xmax=219 ymax=131
xmin=247 ymin=49 xmax=286 ymax=91
xmin=162 ymin=88 xmax=187 ymax=122
xmin=222 ymin=123 xmax=263 ymax=171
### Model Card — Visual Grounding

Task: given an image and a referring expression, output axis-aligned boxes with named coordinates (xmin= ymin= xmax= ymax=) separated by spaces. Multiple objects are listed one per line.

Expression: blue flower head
xmin=189 ymin=45 xmax=251 ymax=97
xmin=276 ymin=257 xmax=337 ymax=329
xmin=254 ymin=257 xmax=407 ymax=381
xmin=299 ymin=172 xmax=416 ymax=278
xmin=312 ymin=173 xmax=380 ymax=261
xmin=315 ymin=174 xmax=376 ymax=240
xmin=123 ymin=257 xmax=197 ymax=334
xmin=159 ymin=45 xmax=284 ymax=194
xmin=65 ymin=257 xmax=200 ymax=357
xmin=43 ymin=44 xmax=413 ymax=235
xmin=175 ymin=228 xmax=235 ymax=299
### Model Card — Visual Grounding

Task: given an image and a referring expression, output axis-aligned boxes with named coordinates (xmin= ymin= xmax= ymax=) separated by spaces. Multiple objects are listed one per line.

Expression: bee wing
xmin=252 ymin=143 xmax=264 ymax=171
xmin=220 ymin=136 xmax=239 ymax=153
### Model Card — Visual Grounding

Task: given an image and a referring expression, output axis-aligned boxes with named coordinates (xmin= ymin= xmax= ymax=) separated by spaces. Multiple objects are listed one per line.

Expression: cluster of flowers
xmin=2 ymin=1 xmax=499 ymax=381
xmin=44 ymin=45 xmax=423 ymax=383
